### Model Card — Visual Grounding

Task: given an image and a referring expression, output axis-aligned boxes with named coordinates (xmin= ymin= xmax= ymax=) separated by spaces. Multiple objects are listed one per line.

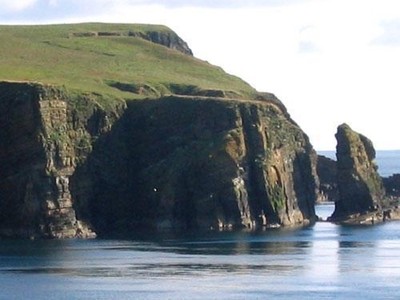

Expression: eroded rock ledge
xmin=0 ymin=82 xmax=319 ymax=238
xmin=69 ymin=29 xmax=193 ymax=56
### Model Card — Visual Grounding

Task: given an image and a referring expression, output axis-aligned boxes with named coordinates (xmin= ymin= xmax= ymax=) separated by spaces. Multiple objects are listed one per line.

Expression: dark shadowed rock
xmin=0 ymin=82 xmax=109 ymax=238
xmin=144 ymin=30 xmax=193 ymax=55
xmin=316 ymin=155 xmax=338 ymax=202
xmin=329 ymin=123 xmax=388 ymax=223
xmin=0 ymin=83 xmax=319 ymax=238
xmin=383 ymin=174 xmax=400 ymax=198
xmin=84 ymin=96 xmax=319 ymax=234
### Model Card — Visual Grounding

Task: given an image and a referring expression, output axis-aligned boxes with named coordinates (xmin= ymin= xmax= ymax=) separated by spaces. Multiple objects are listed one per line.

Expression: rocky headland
xmin=1 ymin=23 xmax=399 ymax=239
xmin=0 ymin=82 xmax=319 ymax=238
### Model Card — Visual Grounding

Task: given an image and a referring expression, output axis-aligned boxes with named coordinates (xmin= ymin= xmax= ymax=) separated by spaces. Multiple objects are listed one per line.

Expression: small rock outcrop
xmin=316 ymin=155 xmax=338 ymax=202
xmin=139 ymin=30 xmax=193 ymax=56
xmin=70 ymin=29 xmax=193 ymax=56
xmin=383 ymin=174 xmax=400 ymax=198
xmin=329 ymin=124 xmax=388 ymax=223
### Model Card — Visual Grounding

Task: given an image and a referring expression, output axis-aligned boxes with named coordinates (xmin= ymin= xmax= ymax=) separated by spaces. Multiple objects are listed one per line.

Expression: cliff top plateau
xmin=0 ymin=23 xmax=260 ymax=102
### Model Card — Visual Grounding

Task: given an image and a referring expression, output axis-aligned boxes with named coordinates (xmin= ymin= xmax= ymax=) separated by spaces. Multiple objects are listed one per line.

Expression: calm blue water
xmin=1 ymin=204 xmax=400 ymax=299
xmin=318 ymin=150 xmax=400 ymax=177
xmin=1 ymin=152 xmax=399 ymax=299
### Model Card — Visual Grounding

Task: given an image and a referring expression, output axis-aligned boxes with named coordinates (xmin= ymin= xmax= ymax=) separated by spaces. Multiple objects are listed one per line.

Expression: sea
xmin=319 ymin=149 xmax=400 ymax=177
xmin=0 ymin=151 xmax=399 ymax=300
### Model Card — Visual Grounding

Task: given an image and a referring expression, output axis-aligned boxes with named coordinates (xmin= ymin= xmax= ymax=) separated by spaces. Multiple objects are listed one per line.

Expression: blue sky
xmin=1 ymin=0 xmax=400 ymax=150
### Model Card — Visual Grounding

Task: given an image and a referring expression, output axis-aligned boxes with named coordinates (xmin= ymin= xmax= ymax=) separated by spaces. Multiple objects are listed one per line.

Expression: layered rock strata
xmin=0 ymin=82 xmax=319 ymax=238
xmin=0 ymin=82 xmax=124 ymax=238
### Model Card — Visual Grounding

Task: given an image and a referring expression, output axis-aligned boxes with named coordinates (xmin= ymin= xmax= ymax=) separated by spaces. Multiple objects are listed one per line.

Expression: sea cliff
xmin=0 ymin=82 xmax=319 ymax=238
xmin=0 ymin=23 xmax=321 ymax=238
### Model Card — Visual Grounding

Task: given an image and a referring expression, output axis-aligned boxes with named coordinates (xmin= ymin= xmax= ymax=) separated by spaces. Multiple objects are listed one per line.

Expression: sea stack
xmin=329 ymin=123 xmax=387 ymax=223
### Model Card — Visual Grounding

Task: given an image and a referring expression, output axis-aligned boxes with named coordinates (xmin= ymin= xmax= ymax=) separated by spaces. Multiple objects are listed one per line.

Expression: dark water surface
xmin=1 ymin=204 xmax=400 ymax=299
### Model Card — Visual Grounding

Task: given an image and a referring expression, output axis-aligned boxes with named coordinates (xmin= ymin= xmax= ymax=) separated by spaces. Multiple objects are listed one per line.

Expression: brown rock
xmin=329 ymin=123 xmax=387 ymax=222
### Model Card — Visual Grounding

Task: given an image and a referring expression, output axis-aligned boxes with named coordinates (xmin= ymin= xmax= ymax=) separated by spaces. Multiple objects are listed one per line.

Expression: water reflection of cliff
xmin=138 ymin=230 xmax=312 ymax=256
xmin=337 ymin=226 xmax=379 ymax=277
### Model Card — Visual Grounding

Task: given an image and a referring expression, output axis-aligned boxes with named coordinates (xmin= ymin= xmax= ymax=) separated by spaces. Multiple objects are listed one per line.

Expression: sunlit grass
xmin=0 ymin=23 xmax=256 ymax=101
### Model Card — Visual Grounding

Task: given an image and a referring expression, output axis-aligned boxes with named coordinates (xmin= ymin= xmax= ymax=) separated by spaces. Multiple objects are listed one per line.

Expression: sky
xmin=1 ymin=0 xmax=399 ymax=150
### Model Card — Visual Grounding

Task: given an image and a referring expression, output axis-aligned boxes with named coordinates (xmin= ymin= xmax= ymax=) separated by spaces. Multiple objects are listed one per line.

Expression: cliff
xmin=0 ymin=23 xmax=319 ymax=238
xmin=86 ymin=96 xmax=318 ymax=234
xmin=0 ymin=82 xmax=125 ymax=238
xmin=0 ymin=82 xmax=319 ymax=238
xmin=329 ymin=124 xmax=389 ymax=223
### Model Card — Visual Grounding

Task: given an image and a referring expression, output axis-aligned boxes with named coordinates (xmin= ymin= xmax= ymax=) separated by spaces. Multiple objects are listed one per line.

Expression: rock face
xmin=0 ymin=82 xmax=319 ymax=238
xmin=70 ymin=29 xmax=193 ymax=56
xmin=316 ymin=155 xmax=338 ymax=202
xmin=383 ymin=174 xmax=400 ymax=198
xmin=329 ymin=124 xmax=387 ymax=221
xmin=139 ymin=30 xmax=193 ymax=55
xmin=84 ymin=96 xmax=319 ymax=234
xmin=0 ymin=82 xmax=123 ymax=238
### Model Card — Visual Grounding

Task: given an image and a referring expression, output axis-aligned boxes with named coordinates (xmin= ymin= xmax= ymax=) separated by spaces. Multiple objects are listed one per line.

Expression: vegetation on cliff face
xmin=0 ymin=23 xmax=319 ymax=238
xmin=81 ymin=97 xmax=318 ymax=234
xmin=0 ymin=82 xmax=124 ymax=238
xmin=0 ymin=23 xmax=256 ymax=101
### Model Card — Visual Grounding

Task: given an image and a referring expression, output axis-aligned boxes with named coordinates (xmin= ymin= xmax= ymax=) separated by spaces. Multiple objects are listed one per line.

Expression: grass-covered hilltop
xmin=0 ymin=23 xmax=257 ymax=101
xmin=0 ymin=23 xmax=320 ymax=239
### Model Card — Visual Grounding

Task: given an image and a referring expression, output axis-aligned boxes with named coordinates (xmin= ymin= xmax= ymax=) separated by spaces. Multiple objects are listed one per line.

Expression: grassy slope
xmin=0 ymin=23 xmax=256 ymax=101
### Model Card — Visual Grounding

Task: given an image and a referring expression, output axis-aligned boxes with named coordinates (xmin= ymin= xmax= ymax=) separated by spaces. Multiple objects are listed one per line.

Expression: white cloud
xmin=0 ymin=0 xmax=37 ymax=11
xmin=373 ymin=19 xmax=400 ymax=46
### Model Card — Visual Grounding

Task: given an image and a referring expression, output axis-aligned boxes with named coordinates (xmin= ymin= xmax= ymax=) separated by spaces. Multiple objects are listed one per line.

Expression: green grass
xmin=0 ymin=23 xmax=256 ymax=100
